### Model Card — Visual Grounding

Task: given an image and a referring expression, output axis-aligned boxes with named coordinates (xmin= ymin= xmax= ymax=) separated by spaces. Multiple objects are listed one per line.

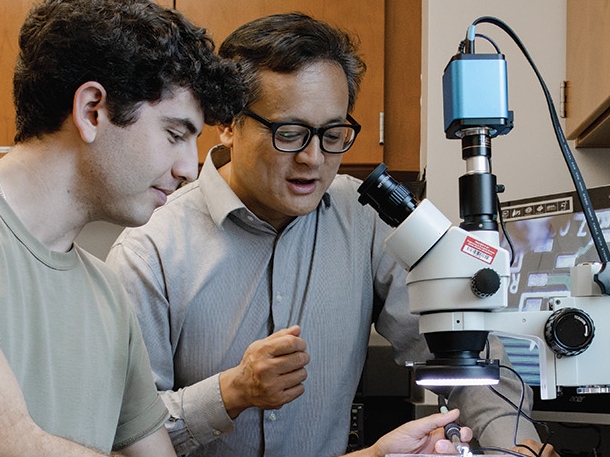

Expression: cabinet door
xmin=176 ymin=0 xmax=384 ymax=165
xmin=566 ymin=0 xmax=610 ymax=147
xmin=0 ymin=0 xmax=32 ymax=147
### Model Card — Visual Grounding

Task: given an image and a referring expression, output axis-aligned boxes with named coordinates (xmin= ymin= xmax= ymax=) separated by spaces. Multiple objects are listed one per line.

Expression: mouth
xmin=156 ymin=187 xmax=174 ymax=196
xmin=288 ymin=178 xmax=316 ymax=185
xmin=154 ymin=181 xmax=180 ymax=196
xmin=287 ymin=178 xmax=318 ymax=195
xmin=152 ymin=186 xmax=174 ymax=205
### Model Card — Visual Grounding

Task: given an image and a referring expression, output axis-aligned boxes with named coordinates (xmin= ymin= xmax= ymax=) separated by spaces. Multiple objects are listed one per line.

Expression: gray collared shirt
xmin=107 ymin=145 xmax=539 ymax=457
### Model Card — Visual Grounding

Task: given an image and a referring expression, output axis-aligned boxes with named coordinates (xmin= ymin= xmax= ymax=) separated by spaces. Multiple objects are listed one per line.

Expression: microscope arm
xmin=419 ymin=311 xmax=555 ymax=398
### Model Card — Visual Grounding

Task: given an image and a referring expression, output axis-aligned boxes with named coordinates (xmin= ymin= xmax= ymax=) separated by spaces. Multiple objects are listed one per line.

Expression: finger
xmin=284 ymin=325 xmax=301 ymax=336
xmin=459 ymin=426 xmax=473 ymax=442
xmin=260 ymin=351 xmax=310 ymax=381
xmin=276 ymin=382 xmax=306 ymax=407
xmin=278 ymin=365 xmax=308 ymax=386
xmin=255 ymin=360 xmax=308 ymax=395
xmin=264 ymin=334 xmax=307 ymax=357
xmin=390 ymin=408 xmax=461 ymax=444
xmin=248 ymin=365 xmax=307 ymax=410
xmin=434 ymin=439 xmax=455 ymax=454
xmin=267 ymin=325 xmax=301 ymax=339
xmin=428 ymin=408 xmax=461 ymax=428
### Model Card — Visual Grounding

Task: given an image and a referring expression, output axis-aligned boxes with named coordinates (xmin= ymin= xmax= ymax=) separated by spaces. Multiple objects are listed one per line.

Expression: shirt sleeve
xmin=112 ymin=305 xmax=170 ymax=450
xmin=162 ymin=375 xmax=233 ymax=456
xmin=371 ymin=222 xmax=541 ymax=450
xmin=442 ymin=336 xmax=540 ymax=449
xmin=106 ymin=235 xmax=233 ymax=456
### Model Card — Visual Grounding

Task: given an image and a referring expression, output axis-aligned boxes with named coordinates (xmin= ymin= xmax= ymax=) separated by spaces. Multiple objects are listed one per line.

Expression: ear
xmin=217 ymin=122 xmax=235 ymax=148
xmin=72 ymin=81 xmax=109 ymax=143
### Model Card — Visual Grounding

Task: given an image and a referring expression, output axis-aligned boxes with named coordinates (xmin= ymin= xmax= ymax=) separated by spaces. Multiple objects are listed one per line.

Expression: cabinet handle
xmin=560 ymin=81 xmax=567 ymax=119
xmin=379 ymin=112 xmax=384 ymax=145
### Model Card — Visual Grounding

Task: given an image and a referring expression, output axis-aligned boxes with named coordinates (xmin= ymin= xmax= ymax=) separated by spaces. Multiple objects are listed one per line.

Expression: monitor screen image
xmin=498 ymin=185 xmax=610 ymax=420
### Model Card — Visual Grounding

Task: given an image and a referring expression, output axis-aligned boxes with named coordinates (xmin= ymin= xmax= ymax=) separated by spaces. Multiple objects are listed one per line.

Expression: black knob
xmin=471 ymin=268 xmax=501 ymax=298
xmin=545 ymin=308 xmax=595 ymax=356
xmin=348 ymin=431 xmax=360 ymax=445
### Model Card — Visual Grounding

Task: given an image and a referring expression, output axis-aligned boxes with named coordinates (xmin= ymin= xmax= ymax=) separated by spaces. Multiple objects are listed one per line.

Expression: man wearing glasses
xmin=106 ymin=13 xmax=547 ymax=457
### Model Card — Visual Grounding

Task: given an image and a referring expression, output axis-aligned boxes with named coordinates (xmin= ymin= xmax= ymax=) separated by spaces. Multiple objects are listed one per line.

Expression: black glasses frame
xmin=242 ymin=107 xmax=361 ymax=154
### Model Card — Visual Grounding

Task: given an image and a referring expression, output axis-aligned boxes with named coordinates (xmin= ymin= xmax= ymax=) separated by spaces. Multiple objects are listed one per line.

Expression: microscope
xmin=357 ymin=17 xmax=610 ymax=401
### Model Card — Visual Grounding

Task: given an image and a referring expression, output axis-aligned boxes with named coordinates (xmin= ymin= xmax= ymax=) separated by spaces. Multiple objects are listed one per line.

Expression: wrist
xmin=219 ymin=368 xmax=248 ymax=419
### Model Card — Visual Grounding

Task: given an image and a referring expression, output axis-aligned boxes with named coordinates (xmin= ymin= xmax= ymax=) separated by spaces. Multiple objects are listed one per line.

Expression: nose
xmin=295 ymin=134 xmax=325 ymax=167
xmin=172 ymin=139 xmax=199 ymax=184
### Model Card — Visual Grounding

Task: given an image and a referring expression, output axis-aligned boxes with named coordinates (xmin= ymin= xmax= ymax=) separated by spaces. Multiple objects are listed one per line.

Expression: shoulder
xmin=159 ymin=180 xmax=205 ymax=218
xmin=325 ymin=174 xmax=362 ymax=208
xmin=75 ymin=246 xmax=132 ymax=300
xmin=115 ymin=181 xmax=205 ymax=248
xmin=325 ymin=174 xmax=378 ymax=220
xmin=311 ymin=174 xmax=392 ymax=245
xmin=70 ymin=246 xmax=143 ymax=332
xmin=327 ymin=173 xmax=399 ymax=239
xmin=329 ymin=173 xmax=362 ymax=193
xmin=108 ymin=179 xmax=219 ymax=275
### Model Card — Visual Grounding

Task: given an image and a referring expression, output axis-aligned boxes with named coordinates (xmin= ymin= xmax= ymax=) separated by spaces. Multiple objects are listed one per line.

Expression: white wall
xmin=422 ymin=0 xmax=610 ymax=224
xmin=76 ymin=221 xmax=124 ymax=260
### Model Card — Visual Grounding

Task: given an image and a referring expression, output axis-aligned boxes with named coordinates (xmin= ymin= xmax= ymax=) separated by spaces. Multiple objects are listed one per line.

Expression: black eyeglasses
xmin=242 ymin=108 xmax=361 ymax=154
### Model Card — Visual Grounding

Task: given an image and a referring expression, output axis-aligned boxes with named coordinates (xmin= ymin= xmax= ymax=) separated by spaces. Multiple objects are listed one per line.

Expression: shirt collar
xmin=199 ymin=145 xmax=246 ymax=228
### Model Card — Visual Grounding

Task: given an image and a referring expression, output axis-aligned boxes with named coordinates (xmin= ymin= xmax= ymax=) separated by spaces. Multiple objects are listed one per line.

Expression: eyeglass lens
xmin=274 ymin=125 xmax=356 ymax=153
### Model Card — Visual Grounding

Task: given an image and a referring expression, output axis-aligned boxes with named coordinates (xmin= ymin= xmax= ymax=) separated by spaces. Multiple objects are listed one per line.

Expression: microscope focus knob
xmin=544 ymin=307 xmax=595 ymax=356
xmin=470 ymin=268 xmax=501 ymax=298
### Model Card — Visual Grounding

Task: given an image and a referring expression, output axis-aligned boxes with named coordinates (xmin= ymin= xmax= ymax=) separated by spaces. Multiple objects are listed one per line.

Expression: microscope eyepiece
xmin=357 ymin=163 xmax=417 ymax=227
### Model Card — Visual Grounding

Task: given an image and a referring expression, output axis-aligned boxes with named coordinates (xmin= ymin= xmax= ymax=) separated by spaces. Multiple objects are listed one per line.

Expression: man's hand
xmin=219 ymin=325 xmax=310 ymax=418
xmin=512 ymin=439 xmax=559 ymax=457
xmin=349 ymin=408 xmax=473 ymax=457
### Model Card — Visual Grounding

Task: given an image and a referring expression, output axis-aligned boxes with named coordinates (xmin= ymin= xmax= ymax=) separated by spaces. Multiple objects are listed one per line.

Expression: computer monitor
xmin=498 ymin=185 xmax=610 ymax=424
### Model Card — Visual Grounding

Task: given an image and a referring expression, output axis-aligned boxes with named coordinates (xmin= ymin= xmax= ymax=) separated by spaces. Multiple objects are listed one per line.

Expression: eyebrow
xmin=162 ymin=116 xmax=200 ymax=136
xmin=292 ymin=115 xmax=348 ymax=126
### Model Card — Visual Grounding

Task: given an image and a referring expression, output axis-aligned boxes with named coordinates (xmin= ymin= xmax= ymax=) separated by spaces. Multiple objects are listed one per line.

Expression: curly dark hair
xmin=218 ymin=12 xmax=366 ymax=114
xmin=13 ymin=0 xmax=245 ymax=143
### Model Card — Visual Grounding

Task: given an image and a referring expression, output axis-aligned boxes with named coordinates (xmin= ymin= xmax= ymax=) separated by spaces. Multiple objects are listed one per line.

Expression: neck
xmin=0 ymin=143 xmax=88 ymax=252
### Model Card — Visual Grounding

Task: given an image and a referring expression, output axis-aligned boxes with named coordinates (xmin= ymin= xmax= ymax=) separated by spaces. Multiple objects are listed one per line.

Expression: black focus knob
xmin=471 ymin=268 xmax=501 ymax=298
xmin=545 ymin=307 xmax=595 ymax=356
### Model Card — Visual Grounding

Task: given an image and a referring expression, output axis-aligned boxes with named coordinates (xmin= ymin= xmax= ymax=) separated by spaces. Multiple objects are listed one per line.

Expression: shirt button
xmin=276 ymin=293 xmax=282 ymax=302
xmin=247 ymin=215 xmax=254 ymax=222
xmin=213 ymin=430 xmax=222 ymax=436
xmin=268 ymin=412 xmax=277 ymax=421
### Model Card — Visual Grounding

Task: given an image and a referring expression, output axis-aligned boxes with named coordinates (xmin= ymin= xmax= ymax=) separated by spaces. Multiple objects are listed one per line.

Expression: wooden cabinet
xmin=176 ymin=0 xmax=421 ymax=172
xmin=0 ymin=0 xmax=32 ymax=147
xmin=384 ymin=0 xmax=420 ymax=174
xmin=566 ymin=0 xmax=610 ymax=147
xmin=0 ymin=1 xmax=421 ymax=173
xmin=175 ymin=0 xmax=385 ymax=166
xmin=176 ymin=0 xmax=421 ymax=173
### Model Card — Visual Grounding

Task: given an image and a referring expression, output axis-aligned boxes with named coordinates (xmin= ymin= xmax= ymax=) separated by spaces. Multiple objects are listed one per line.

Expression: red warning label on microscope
xmin=461 ymin=236 xmax=497 ymax=264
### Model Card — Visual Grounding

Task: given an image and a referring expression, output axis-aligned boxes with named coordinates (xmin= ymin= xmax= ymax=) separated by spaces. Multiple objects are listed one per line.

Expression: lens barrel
xmin=357 ymin=163 xmax=418 ymax=227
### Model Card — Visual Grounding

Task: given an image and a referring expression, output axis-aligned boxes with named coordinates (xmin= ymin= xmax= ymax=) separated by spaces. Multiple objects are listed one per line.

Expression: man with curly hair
xmin=0 ymin=0 xmax=242 ymax=455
